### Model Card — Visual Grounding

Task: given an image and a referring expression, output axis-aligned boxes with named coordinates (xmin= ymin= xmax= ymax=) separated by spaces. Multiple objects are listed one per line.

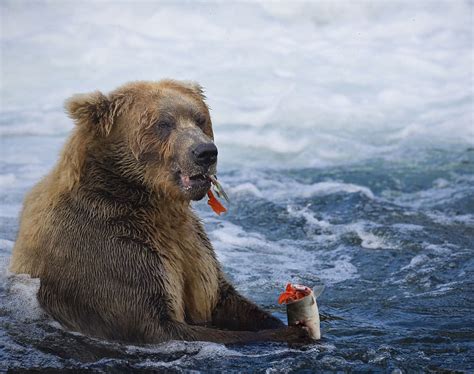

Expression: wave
xmin=209 ymin=221 xmax=359 ymax=289
xmin=229 ymin=180 xmax=375 ymax=200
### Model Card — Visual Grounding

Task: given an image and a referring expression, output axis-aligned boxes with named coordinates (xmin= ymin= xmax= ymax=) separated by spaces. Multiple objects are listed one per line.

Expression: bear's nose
xmin=193 ymin=143 xmax=218 ymax=167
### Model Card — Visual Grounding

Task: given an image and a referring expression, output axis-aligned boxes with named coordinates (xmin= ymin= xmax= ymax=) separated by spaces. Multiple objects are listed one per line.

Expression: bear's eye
xmin=154 ymin=119 xmax=175 ymax=141
xmin=195 ymin=115 xmax=207 ymax=129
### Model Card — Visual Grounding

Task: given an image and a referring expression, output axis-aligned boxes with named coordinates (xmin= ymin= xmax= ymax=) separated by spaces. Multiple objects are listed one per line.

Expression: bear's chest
xmin=155 ymin=222 xmax=220 ymax=325
xmin=179 ymin=235 xmax=220 ymax=324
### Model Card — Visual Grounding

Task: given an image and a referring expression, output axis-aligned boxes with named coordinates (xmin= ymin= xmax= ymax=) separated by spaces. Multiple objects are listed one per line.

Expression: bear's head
xmin=64 ymin=80 xmax=217 ymax=202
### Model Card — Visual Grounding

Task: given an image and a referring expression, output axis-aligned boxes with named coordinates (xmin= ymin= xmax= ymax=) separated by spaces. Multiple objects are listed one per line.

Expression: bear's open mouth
xmin=180 ymin=173 xmax=211 ymax=190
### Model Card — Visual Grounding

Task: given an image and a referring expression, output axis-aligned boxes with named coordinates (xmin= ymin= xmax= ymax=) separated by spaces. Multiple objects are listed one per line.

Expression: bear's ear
xmin=65 ymin=91 xmax=114 ymax=136
xmin=181 ymin=81 xmax=206 ymax=100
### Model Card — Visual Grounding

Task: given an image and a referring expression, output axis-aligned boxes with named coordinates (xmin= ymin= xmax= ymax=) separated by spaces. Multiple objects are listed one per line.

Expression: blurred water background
xmin=1 ymin=1 xmax=473 ymax=372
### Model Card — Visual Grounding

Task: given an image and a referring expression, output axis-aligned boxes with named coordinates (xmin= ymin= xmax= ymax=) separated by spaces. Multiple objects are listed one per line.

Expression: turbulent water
xmin=1 ymin=1 xmax=473 ymax=372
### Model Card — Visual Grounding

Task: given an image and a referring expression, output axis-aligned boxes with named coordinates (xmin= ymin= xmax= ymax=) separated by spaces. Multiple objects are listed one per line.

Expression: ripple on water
xmin=1 ymin=150 xmax=473 ymax=371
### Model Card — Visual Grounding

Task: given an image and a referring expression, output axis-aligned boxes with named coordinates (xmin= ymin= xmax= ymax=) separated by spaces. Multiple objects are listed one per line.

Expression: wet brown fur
xmin=9 ymin=80 xmax=309 ymax=344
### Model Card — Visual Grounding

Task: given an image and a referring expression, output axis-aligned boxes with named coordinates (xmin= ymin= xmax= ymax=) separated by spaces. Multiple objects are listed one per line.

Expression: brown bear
xmin=9 ymin=80 xmax=310 ymax=344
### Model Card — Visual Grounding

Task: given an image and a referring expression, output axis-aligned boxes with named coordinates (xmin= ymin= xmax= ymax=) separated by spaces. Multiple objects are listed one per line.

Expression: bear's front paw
xmin=259 ymin=314 xmax=285 ymax=330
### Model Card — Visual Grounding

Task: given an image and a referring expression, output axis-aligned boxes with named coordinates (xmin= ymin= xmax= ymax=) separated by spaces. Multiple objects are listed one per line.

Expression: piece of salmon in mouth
xmin=180 ymin=173 xmax=211 ymax=190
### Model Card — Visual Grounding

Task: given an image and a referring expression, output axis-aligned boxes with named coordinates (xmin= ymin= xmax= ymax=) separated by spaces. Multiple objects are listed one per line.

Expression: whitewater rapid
xmin=1 ymin=1 xmax=473 ymax=372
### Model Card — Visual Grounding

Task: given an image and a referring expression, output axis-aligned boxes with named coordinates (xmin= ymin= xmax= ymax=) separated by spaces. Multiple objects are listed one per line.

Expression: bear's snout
xmin=192 ymin=142 xmax=218 ymax=168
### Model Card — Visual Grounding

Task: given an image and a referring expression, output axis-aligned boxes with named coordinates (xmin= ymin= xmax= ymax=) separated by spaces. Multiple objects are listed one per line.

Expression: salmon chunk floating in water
xmin=278 ymin=283 xmax=323 ymax=340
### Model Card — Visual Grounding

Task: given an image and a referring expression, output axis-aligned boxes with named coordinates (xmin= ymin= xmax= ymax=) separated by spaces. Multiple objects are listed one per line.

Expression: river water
xmin=1 ymin=1 xmax=473 ymax=372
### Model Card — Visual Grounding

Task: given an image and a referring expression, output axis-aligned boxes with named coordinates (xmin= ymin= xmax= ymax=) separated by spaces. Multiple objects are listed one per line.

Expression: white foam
xmin=0 ymin=174 xmax=16 ymax=188
xmin=1 ymin=1 xmax=472 ymax=168
xmin=0 ymin=203 xmax=22 ymax=218
xmin=286 ymin=204 xmax=395 ymax=251
xmin=0 ymin=243 xmax=41 ymax=322
xmin=0 ymin=239 xmax=15 ymax=252
xmin=243 ymin=178 xmax=375 ymax=201
xmin=286 ymin=205 xmax=331 ymax=229
xmin=193 ymin=342 xmax=241 ymax=359
xmin=391 ymin=223 xmax=424 ymax=232
xmin=317 ymin=254 xmax=359 ymax=284
xmin=2 ymin=273 xmax=43 ymax=322
xmin=218 ymin=130 xmax=309 ymax=154
xmin=389 ymin=174 xmax=474 ymax=209
xmin=345 ymin=220 xmax=398 ymax=250
xmin=389 ymin=240 xmax=469 ymax=296
xmin=401 ymin=254 xmax=430 ymax=271
xmin=358 ymin=231 xmax=387 ymax=250
xmin=424 ymin=243 xmax=457 ymax=255
xmin=0 ymin=110 xmax=72 ymax=137
xmin=292 ymin=182 xmax=374 ymax=200
xmin=229 ymin=183 xmax=263 ymax=198
xmin=210 ymin=221 xmax=358 ymax=288
xmin=223 ymin=171 xmax=376 ymax=203
xmin=427 ymin=212 xmax=474 ymax=226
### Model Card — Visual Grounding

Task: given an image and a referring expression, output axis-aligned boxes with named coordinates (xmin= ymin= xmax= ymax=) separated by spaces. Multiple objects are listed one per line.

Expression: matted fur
xmin=9 ymin=80 xmax=310 ymax=344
